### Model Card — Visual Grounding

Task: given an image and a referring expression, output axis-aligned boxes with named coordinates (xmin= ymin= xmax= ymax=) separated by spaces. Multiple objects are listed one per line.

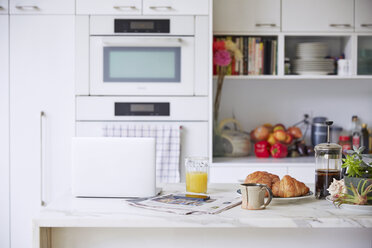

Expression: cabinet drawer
xmin=0 ymin=0 xmax=8 ymax=14
xmin=355 ymin=0 xmax=372 ymax=32
xmin=214 ymin=0 xmax=280 ymax=33
xmin=282 ymin=0 xmax=354 ymax=32
xmin=10 ymin=0 xmax=74 ymax=14
xmin=143 ymin=0 xmax=209 ymax=15
xmin=77 ymin=0 xmax=142 ymax=15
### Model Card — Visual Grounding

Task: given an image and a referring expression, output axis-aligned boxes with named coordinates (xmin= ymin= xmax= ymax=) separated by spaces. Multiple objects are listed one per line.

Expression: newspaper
xmin=127 ymin=193 xmax=242 ymax=215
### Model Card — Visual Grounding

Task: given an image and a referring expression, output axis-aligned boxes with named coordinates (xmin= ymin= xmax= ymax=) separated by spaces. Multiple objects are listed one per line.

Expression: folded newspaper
xmin=127 ymin=194 xmax=242 ymax=215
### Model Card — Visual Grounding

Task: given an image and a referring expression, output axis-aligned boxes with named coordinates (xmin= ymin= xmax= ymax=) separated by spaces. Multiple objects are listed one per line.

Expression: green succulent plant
xmin=333 ymin=180 xmax=372 ymax=206
xmin=342 ymin=146 xmax=372 ymax=178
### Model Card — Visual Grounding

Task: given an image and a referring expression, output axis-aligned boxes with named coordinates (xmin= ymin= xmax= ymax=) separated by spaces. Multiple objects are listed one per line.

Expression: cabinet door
xmin=10 ymin=0 xmax=74 ymax=14
xmin=76 ymin=0 xmax=142 ymax=15
xmin=213 ymin=0 xmax=280 ymax=33
xmin=143 ymin=0 xmax=209 ymax=15
xmin=10 ymin=15 xmax=74 ymax=248
xmin=355 ymin=0 xmax=372 ymax=32
xmin=0 ymin=0 xmax=9 ymax=13
xmin=282 ymin=0 xmax=354 ymax=32
xmin=0 ymin=15 xmax=9 ymax=248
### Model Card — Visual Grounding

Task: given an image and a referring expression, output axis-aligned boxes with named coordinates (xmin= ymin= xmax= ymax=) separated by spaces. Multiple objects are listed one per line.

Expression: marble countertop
xmin=34 ymin=184 xmax=372 ymax=229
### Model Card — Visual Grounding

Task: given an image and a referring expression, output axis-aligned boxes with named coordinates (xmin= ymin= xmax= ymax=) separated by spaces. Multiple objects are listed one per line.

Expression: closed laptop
xmin=71 ymin=137 xmax=156 ymax=198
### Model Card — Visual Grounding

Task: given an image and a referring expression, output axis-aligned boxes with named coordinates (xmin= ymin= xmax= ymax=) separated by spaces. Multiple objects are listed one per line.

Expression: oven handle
xmin=103 ymin=38 xmax=183 ymax=46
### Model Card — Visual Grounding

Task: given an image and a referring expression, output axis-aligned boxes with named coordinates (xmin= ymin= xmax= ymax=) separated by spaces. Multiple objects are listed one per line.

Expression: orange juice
xmin=186 ymin=171 xmax=208 ymax=193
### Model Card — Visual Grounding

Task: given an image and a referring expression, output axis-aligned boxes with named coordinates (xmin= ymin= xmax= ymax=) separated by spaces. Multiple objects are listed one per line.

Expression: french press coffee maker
xmin=314 ymin=121 xmax=342 ymax=199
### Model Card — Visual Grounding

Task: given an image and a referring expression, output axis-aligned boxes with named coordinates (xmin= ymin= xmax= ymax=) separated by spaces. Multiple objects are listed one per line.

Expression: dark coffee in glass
xmin=315 ymin=169 xmax=341 ymax=199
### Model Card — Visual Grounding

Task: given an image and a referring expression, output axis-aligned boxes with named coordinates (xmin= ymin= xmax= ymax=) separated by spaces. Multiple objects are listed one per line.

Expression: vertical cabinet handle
xmin=40 ymin=111 xmax=46 ymax=207
xmin=15 ymin=5 xmax=39 ymax=10
xmin=361 ymin=24 xmax=372 ymax=27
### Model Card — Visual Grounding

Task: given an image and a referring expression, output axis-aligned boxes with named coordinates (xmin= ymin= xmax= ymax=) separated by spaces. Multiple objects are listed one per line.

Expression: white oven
xmin=87 ymin=16 xmax=201 ymax=96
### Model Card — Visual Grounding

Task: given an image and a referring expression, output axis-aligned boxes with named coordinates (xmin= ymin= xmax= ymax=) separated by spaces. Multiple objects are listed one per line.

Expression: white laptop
xmin=71 ymin=137 xmax=160 ymax=198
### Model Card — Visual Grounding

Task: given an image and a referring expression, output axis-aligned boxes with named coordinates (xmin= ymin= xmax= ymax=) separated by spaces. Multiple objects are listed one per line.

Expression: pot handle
xmin=218 ymin=118 xmax=244 ymax=133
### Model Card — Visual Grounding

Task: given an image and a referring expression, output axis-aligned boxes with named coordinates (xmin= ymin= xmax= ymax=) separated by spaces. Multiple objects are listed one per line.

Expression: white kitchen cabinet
xmin=213 ymin=0 xmax=280 ymax=34
xmin=10 ymin=0 xmax=74 ymax=14
xmin=10 ymin=15 xmax=75 ymax=248
xmin=355 ymin=0 xmax=372 ymax=32
xmin=0 ymin=0 xmax=9 ymax=14
xmin=0 ymin=15 xmax=9 ymax=248
xmin=143 ymin=0 xmax=209 ymax=16
xmin=76 ymin=0 xmax=142 ymax=15
xmin=282 ymin=0 xmax=354 ymax=32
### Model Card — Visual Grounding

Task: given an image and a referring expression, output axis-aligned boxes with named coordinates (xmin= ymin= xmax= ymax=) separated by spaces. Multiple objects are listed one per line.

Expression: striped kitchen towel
xmin=102 ymin=124 xmax=181 ymax=183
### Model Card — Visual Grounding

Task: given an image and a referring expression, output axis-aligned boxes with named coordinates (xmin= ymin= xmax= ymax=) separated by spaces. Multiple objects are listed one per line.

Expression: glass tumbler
xmin=185 ymin=157 xmax=209 ymax=194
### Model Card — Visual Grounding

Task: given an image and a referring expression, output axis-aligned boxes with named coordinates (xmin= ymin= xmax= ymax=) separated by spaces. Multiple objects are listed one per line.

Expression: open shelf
xmin=358 ymin=35 xmax=372 ymax=75
xmin=212 ymin=156 xmax=315 ymax=167
xmin=214 ymin=75 xmax=372 ymax=80
xmin=284 ymin=35 xmax=352 ymax=76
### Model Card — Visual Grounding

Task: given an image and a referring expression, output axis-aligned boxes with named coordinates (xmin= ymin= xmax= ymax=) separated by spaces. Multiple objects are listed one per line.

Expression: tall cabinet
xmin=0 ymin=3 xmax=9 ymax=247
xmin=9 ymin=2 xmax=75 ymax=247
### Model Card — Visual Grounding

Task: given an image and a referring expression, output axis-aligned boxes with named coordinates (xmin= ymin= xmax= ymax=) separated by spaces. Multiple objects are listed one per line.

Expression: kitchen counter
xmin=33 ymin=184 xmax=372 ymax=248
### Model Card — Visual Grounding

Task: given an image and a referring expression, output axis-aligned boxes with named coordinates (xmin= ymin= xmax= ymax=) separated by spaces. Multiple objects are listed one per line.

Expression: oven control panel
xmin=115 ymin=102 xmax=170 ymax=116
xmin=114 ymin=19 xmax=170 ymax=33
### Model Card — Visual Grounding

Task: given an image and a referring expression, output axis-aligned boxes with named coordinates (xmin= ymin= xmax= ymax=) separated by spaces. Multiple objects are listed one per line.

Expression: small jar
xmin=285 ymin=57 xmax=291 ymax=75
xmin=338 ymin=135 xmax=352 ymax=155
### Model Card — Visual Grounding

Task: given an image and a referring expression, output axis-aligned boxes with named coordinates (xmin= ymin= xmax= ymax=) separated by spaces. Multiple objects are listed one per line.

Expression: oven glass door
xmin=104 ymin=47 xmax=181 ymax=83
xmin=90 ymin=36 xmax=194 ymax=96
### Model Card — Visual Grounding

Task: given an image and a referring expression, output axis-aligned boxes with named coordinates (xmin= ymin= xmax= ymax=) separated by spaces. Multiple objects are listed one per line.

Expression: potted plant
xmin=334 ymin=146 xmax=372 ymax=205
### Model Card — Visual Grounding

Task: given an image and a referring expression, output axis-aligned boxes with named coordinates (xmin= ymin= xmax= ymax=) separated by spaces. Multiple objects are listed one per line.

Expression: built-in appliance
xmin=74 ymin=13 xmax=210 ymax=183
xmin=75 ymin=96 xmax=209 ymax=181
xmin=78 ymin=15 xmax=208 ymax=96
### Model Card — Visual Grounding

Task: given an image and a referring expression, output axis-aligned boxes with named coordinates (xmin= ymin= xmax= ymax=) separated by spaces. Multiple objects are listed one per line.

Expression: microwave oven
xmin=76 ymin=16 xmax=209 ymax=96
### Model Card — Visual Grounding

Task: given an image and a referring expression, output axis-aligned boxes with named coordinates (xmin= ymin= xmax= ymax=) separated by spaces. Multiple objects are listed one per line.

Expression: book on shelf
xmin=214 ymin=35 xmax=278 ymax=76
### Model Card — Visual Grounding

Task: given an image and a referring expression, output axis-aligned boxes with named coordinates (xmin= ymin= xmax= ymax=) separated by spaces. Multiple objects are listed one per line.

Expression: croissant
xmin=244 ymin=171 xmax=280 ymax=189
xmin=244 ymin=171 xmax=280 ymax=197
xmin=272 ymin=175 xmax=309 ymax=198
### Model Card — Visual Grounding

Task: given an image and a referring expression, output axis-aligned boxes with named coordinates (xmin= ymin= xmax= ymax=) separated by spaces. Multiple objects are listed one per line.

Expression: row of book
xmin=214 ymin=36 xmax=278 ymax=76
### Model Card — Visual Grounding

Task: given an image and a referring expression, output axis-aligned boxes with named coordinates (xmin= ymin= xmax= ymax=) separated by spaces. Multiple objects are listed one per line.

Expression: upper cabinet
xmin=355 ymin=0 xmax=372 ymax=32
xmin=282 ymin=0 xmax=354 ymax=32
xmin=0 ymin=0 xmax=9 ymax=14
xmin=10 ymin=0 xmax=75 ymax=14
xmin=213 ymin=0 xmax=280 ymax=33
xmin=76 ymin=0 xmax=209 ymax=15
xmin=77 ymin=0 xmax=142 ymax=15
xmin=143 ymin=0 xmax=209 ymax=15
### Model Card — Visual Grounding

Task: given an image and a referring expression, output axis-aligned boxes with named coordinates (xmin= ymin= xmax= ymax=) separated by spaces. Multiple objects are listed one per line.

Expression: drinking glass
xmin=185 ymin=157 xmax=209 ymax=194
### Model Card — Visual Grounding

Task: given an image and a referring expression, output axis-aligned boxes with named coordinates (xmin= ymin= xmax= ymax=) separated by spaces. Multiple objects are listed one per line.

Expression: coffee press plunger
xmin=314 ymin=121 xmax=342 ymax=199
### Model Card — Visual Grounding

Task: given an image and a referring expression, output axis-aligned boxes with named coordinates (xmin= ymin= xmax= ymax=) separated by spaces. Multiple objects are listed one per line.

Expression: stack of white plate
xmin=293 ymin=42 xmax=334 ymax=75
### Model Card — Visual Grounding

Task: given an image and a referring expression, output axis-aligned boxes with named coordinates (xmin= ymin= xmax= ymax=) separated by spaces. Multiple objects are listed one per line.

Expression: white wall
xmin=215 ymin=79 xmax=372 ymax=135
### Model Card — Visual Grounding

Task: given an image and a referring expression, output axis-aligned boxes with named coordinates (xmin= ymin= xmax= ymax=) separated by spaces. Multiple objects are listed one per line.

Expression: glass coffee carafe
xmin=314 ymin=121 xmax=342 ymax=199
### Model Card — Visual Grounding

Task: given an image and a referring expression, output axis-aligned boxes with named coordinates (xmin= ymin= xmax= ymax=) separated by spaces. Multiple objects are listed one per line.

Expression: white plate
xmin=326 ymin=196 xmax=372 ymax=212
xmin=237 ymin=189 xmax=314 ymax=201
xmin=294 ymin=71 xmax=332 ymax=75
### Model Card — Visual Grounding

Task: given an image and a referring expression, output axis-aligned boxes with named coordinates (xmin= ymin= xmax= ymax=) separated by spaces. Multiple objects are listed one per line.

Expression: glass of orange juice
xmin=185 ymin=157 xmax=209 ymax=194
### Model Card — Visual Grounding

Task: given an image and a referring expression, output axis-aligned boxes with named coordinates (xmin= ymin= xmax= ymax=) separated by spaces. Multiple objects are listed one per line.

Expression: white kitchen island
xmin=33 ymin=184 xmax=372 ymax=248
